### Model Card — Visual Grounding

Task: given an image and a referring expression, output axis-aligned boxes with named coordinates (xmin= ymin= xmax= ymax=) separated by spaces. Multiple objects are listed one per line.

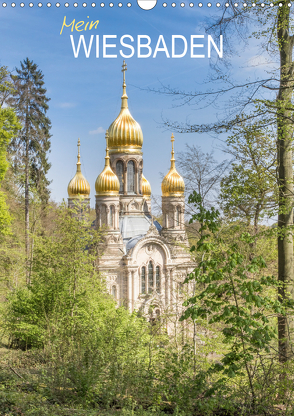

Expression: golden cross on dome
xmin=105 ymin=130 xmax=109 ymax=150
xmin=76 ymin=138 xmax=81 ymax=171
xmin=77 ymin=138 xmax=81 ymax=156
xmin=122 ymin=60 xmax=127 ymax=84
xmin=170 ymin=133 xmax=175 ymax=168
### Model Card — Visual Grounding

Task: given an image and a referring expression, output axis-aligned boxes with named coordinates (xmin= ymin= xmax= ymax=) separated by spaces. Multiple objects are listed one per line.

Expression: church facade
xmin=67 ymin=62 xmax=194 ymax=320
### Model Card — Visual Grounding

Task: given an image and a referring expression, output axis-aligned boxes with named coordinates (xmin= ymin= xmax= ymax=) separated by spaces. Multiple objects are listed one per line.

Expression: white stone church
xmin=67 ymin=62 xmax=194 ymax=320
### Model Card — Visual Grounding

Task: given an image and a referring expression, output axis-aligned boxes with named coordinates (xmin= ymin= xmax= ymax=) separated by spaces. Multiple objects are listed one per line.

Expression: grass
xmin=0 ymin=346 xmax=184 ymax=416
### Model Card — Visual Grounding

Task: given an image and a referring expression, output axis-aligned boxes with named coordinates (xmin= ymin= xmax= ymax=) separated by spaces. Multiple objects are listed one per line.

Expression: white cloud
xmin=89 ymin=126 xmax=105 ymax=135
xmin=56 ymin=102 xmax=77 ymax=108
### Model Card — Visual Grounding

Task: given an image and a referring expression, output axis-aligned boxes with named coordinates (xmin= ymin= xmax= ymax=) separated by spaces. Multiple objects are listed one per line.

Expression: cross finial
xmin=76 ymin=138 xmax=81 ymax=171
xmin=104 ymin=130 xmax=110 ymax=167
xmin=171 ymin=133 xmax=175 ymax=154
xmin=122 ymin=60 xmax=127 ymax=84
xmin=170 ymin=133 xmax=175 ymax=168
xmin=77 ymin=138 xmax=81 ymax=156
xmin=105 ymin=130 xmax=109 ymax=150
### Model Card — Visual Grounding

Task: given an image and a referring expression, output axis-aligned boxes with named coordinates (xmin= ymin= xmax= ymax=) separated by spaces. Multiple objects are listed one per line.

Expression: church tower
xmin=95 ymin=131 xmax=124 ymax=254
xmin=107 ymin=60 xmax=152 ymax=217
xmin=66 ymin=63 xmax=194 ymax=318
xmin=67 ymin=138 xmax=90 ymax=211
xmin=161 ymin=134 xmax=186 ymax=243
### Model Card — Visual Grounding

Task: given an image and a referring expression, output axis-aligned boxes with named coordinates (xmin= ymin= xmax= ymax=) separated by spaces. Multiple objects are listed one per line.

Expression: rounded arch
xmin=115 ymin=160 xmax=124 ymax=193
xmin=148 ymin=260 xmax=154 ymax=293
xmin=140 ymin=265 xmax=146 ymax=294
xmin=127 ymin=160 xmax=136 ymax=194
xmin=130 ymin=237 xmax=172 ymax=265
xmin=109 ymin=205 xmax=115 ymax=228
xmin=156 ymin=265 xmax=161 ymax=293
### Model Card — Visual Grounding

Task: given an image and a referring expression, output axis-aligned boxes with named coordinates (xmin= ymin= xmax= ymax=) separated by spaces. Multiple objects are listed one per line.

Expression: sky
xmin=0 ymin=2 xmax=278 ymax=207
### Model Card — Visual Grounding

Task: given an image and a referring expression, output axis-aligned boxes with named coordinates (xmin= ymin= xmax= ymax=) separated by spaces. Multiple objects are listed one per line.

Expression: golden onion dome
xmin=108 ymin=61 xmax=143 ymax=155
xmin=142 ymin=174 xmax=151 ymax=198
xmin=161 ymin=134 xmax=185 ymax=197
xmin=68 ymin=139 xmax=90 ymax=198
xmin=95 ymin=131 xmax=120 ymax=196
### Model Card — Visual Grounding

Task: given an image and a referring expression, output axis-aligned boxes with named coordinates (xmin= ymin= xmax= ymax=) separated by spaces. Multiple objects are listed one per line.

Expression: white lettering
xmin=120 ymin=35 xmax=135 ymax=58
xmin=103 ymin=35 xmax=117 ymax=58
xmin=96 ymin=35 xmax=99 ymax=58
xmin=137 ymin=35 xmax=152 ymax=58
xmin=172 ymin=35 xmax=187 ymax=58
xmin=153 ymin=35 xmax=170 ymax=58
xmin=190 ymin=35 xmax=205 ymax=58
xmin=70 ymin=35 xmax=94 ymax=58
xmin=208 ymin=35 xmax=223 ymax=58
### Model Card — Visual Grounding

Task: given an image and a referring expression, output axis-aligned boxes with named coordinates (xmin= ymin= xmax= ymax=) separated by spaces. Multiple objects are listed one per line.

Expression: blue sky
xmin=0 ymin=3 xmax=276 ymax=206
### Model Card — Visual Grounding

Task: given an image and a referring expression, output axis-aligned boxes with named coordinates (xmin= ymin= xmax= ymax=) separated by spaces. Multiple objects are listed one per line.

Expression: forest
xmin=1 ymin=2 xmax=294 ymax=416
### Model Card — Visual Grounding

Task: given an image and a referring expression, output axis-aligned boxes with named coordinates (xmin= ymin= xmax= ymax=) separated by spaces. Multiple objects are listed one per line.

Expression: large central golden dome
xmin=108 ymin=61 xmax=143 ymax=155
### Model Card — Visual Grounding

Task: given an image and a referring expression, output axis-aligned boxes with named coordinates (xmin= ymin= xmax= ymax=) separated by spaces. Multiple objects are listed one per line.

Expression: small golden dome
xmin=68 ymin=139 xmax=90 ymax=198
xmin=95 ymin=131 xmax=120 ymax=196
xmin=161 ymin=134 xmax=185 ymax=197
xmin=108 ymin=61 xmax=143 ymax=155
xmin=142 ymin=174 xmax=151 ymax=198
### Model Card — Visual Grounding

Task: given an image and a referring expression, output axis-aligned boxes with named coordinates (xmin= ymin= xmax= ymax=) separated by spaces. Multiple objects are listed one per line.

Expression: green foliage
xmin=3 ymin=202 xmax=106 ymax=348
xmin=0 ymin=66 xmax=15 ymax=107
xmin=9 ymin=58 xmax=51 ymax=204
xmin=0 ymin=106 xmax=21 ymax=237
xmin=181 ymin=192 xmax=294 ymax=410
xmin=220 ymin=122 xmax=277 ymax=231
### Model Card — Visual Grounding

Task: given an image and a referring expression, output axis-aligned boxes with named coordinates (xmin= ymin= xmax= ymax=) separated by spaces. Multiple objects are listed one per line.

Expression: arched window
xmin=116 ymin=161 xmax=124 ymax=193
xmin=127 ymin=160 xmax=135 ymax=194
xmin=156 ymin=266 xmax=160 ymax=293
xmin=148 ymin=261 xmax=154 ymax=293
xmin=112 ymin=285 xmax=117 ymax=298
xmin=109 ymin=205 xmax=114 ymax=228
xmin=141 ymin=267 xmax=146 ymax=294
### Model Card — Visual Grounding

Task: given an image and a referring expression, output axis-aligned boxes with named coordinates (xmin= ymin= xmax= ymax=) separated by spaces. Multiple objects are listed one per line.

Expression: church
xmin=67 ymin=62 xmax=194 ymax=320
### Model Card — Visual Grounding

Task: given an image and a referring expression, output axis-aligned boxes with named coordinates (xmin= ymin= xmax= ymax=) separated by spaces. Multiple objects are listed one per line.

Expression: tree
xmin=0 ymin=66 xmax=15 ymax=107
xmin=9 ymin=58 xmax=51 ymax=270
xmin=0 ymin=66 xmax=21 ymax=238
xmin=177 ymin=144 xmax=228 ymax=208
xmin=152 ymin=2 xmax=294 ymax=362
xmin=181 ymin=192 xmax=294 ymax=413
xmin=4 ymin=201 xmax=104 ymax=349
xmin=220 ymin=122 xmax=278 ymax=233
xmin=0 ymin=108 xmax=21 ymax=237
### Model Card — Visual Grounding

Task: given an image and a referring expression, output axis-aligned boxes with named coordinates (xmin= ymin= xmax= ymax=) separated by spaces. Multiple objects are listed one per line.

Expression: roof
xmin=119 ymin=215 xmax=162 ymax=252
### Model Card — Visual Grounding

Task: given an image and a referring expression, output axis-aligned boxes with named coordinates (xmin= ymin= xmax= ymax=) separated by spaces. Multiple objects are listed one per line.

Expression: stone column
xmin=165 ymin=269 xmax=170 ymax=307
xmin=170 ymin=269 xmax=174 ymax=307
xmin=128 ymin=270 xmax=132 ymax=312
xmin=97 ymin=208 xmax=101 ymax=228
xmin=132 ymin=270 xmax=135 ymax=310
xmin=139 ymin=169 xmax=142 ymax=194
xmin=174 ymin=206 xmax=177 ymax=228
xmin=106 ymin=207 xmax=109 ymax=226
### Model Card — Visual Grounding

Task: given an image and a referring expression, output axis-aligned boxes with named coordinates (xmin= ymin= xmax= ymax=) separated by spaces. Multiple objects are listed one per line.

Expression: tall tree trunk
xmin=277 ymin=3 xmax=294 ymax=363
xmin=25 ymin=124 xmax=30 ymax=284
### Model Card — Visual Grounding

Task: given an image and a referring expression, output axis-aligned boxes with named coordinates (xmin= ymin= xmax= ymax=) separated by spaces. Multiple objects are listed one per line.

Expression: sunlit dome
xmin=95 ymin=131 xmax=120 ymax=196
xmin=108 ymin=61 xmax=143 ymax=155
xmin=161 ymin=134 xmax=185 ymax=197
xmin=68 ymin=139 xmax=90 ymax=198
